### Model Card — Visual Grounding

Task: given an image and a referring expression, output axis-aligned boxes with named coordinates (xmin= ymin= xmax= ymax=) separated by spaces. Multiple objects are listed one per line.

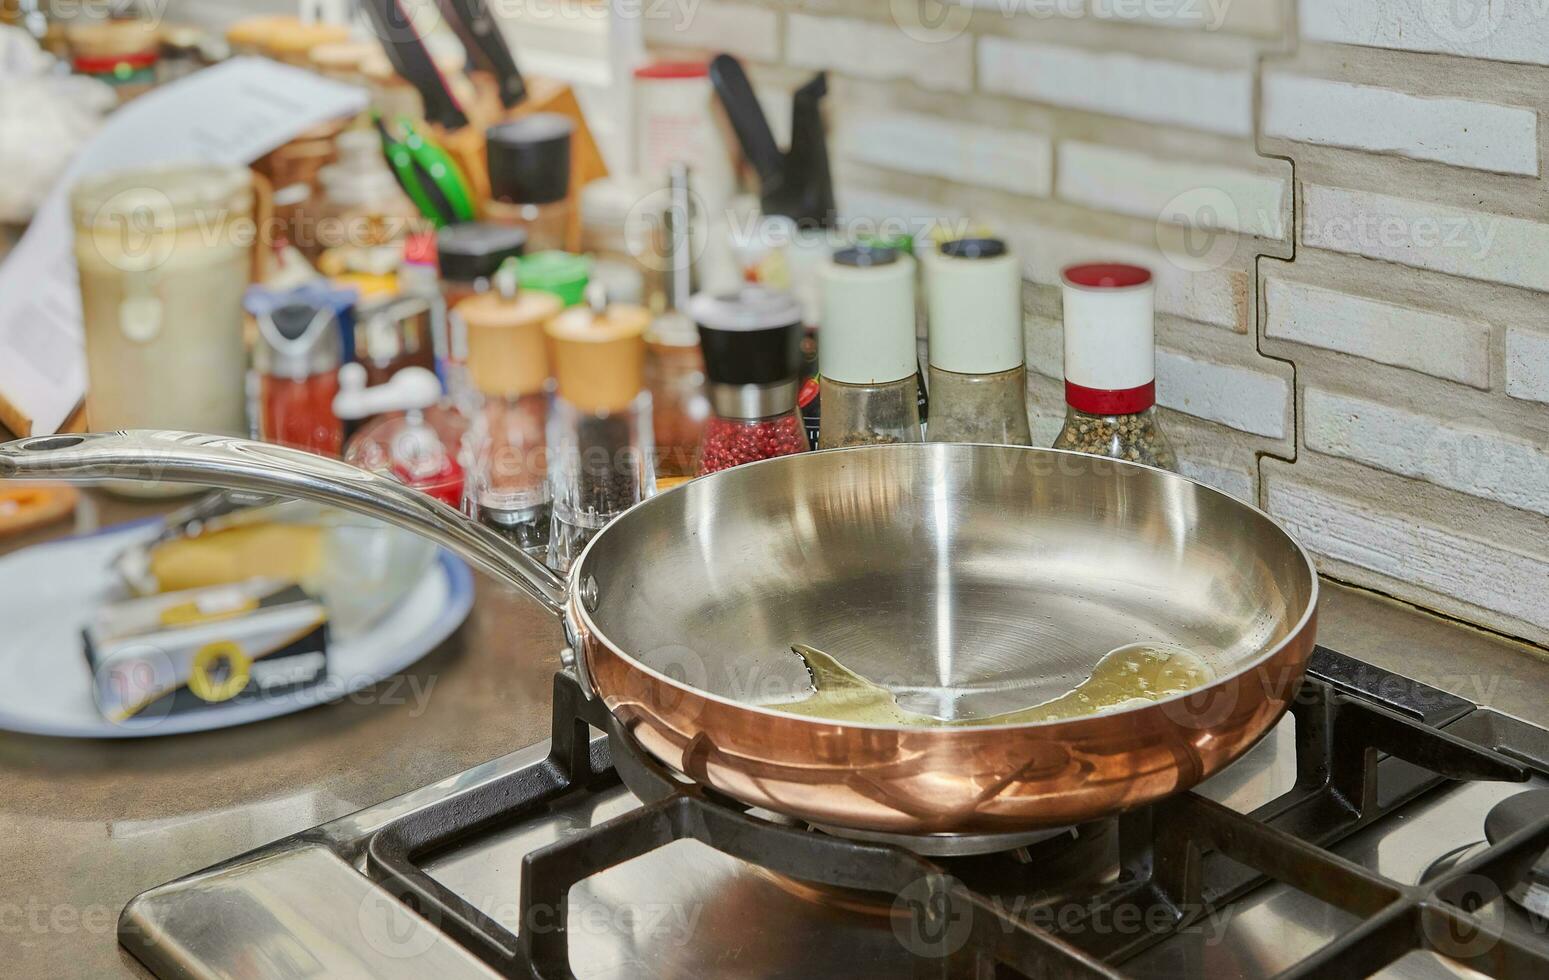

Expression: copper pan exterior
xmin=579 ymin=612 xmax=1315 ymax=834
xmin=572 ymin=444 xmax=1320 ymax=835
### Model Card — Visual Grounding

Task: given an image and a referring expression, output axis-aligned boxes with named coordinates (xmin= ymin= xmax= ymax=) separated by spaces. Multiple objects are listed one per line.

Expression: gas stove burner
xmin=808 ymin=820 xmax=1078 ymax=857
xmin=1485 ymin=789 xmax=1549 ymax=920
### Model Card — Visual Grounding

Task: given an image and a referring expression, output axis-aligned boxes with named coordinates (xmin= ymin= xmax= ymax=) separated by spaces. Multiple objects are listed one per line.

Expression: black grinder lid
xmin=686 ymin=287 xmax=805 ymax=386
xmin=436 ymin=222 xmax=529 ymax=283
xmin=486 ymin=113 xmax=574 ymax=206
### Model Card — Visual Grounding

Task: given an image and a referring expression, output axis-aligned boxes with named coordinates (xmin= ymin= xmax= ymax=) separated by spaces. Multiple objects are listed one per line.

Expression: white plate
xmin=0 ymin=520 xmax=474 ymax=738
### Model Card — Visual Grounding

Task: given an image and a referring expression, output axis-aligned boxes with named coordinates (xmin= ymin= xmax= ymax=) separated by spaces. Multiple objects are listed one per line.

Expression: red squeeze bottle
xmin=255 ymin=302 xmax=345 ymax=456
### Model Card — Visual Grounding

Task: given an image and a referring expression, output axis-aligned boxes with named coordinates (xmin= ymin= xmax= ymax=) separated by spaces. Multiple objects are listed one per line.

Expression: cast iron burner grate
xmin=362 ymin=648 xmax=1549 ymax=979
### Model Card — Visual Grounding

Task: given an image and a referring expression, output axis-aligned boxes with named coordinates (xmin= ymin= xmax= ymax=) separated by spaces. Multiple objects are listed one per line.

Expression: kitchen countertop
xmin=3 ymin=493 xmax=1549 ymax=979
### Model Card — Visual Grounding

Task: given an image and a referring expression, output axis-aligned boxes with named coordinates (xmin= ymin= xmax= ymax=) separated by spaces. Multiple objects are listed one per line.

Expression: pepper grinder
xmin=544 ymin=288 xmax=655 ymax=573
xmin=1052 ymin=263 xmax=1177 ymax=470
xmin=687 ymin=287 xmax=810 ymax=475
xmin=817 ymin=245 xmax=922 ymax=448
xmin=923 ymin=238 xmax=1031 ymax=446
xmin=459 ymin=275 xmax=564 ymax=555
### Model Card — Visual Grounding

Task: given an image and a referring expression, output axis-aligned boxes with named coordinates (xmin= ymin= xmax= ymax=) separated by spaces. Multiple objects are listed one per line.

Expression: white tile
xmin=1302 ymin=184 xmax=1549 ymax=293
xmin=787 ymin=14 xmax=972 ymax=93
xmin=977 ymin=35 xmax=1253 ymax=136
xmin=1008 ymin=223 xmax=1246 ymax=331
xmin=1178 ymin=458 xmax=1255 ymax=502
xmin=1057 ymin=141 xmax=1288 ymax=239
xmin=1263 ymin=277 xmax=1491 ymax=387
xmin=1156 ymin=350 xmax=1290 ymax=437
xmin=842 ymin=111 xmax=1054 ymax=197
xmin=1304 ymin=388 xmax=1549 ymax=517
xmin=1088 ymin=0 xmax=1281 ymax=34
xmin=1267 ymin=478 xmax=1549 ymax=631
xmin=644 ymin=3 xmax=781 ymax=62
xmin=1300 ymin=0 xmax=1549 ymax=66
xmin=1507 ymin=329 xmax=1549 ymax=405
xmin=1024 ymin=314 xmax=1063 ymax=379
xmin=1263 ymin=74 xmax=1538 ymax=176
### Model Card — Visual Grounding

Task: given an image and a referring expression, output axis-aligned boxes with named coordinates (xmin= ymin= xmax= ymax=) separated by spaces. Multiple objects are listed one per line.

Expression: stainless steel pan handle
xmin=0 ymin=429 xmax=571 ymax=618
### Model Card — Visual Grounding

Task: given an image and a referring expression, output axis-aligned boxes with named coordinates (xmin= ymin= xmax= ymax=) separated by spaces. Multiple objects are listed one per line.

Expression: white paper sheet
xmin=0 ymin=57 xmax=369 ymax=435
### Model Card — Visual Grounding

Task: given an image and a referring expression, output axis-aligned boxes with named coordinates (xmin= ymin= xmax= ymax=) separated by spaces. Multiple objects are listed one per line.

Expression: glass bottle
xmin=817 ymin=245 xmax=922 ymax=448
xmin=544 ymin=293 xmax=656 ymax=573
xmin=436 ymin=222 xmax=529 ymax=411
xmin=339 ymin=365 xmax=468 ymax=508
xmin=688 ymin=287 xmax=811 ymax=475
xmin=1052 ymin=263 xmax=1177 ymax=471
xmin=485 ymin=113 xmax=574 ymax=253
xmin=456 ymin=281 xmax=565 ymax=555
xmin=647 ymin=163 xmax=710 ymax=486
xmin=254 ymin=301 xmax=345 ymax=457
xmin=924 ymin=238 xmax=1031 ymax=445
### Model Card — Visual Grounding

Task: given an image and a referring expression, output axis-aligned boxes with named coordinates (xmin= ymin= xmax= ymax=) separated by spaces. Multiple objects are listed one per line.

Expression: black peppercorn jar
xmin=1052 ymin=263 xmax=1177 ymax=470
xmin=687 ymin=287 xmax=810 ymax=474
xmin=817 ymin=245 xmax=922 ymax=448
xmin=923 ymin=237 xmax=1032 ymax=446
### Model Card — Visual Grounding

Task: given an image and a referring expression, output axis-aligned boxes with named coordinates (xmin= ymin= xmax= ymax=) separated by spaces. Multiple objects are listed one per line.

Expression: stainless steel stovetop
xmin=120 ymin=648 xmax=1549 ymax=979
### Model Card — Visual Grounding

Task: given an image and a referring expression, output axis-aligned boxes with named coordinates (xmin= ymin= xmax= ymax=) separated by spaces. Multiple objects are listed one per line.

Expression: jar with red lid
xmin=687 ymin=287 xmax=810 ymax=475
xmin=1052 ymin=263 xmax=1177 ymax=470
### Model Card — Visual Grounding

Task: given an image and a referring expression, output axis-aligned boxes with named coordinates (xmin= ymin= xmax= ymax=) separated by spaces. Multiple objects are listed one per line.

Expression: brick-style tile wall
xmin=646 ymin=0 xmax=1549 ymax=647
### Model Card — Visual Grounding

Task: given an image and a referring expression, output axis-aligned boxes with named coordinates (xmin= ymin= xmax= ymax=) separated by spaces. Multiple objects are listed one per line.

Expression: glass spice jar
xmin=688 ymin=287 xmax=810 ymax=475
xmin=456 ymin=281 xmax=564 ymax=556
xmin=817 ymin=245 xmax=922 ymax=448
xmin=338 ymin=365 xmax=468 ymax=508
xmin=485 ymin=114 xmax=574 ymax=253
xmin=254 ymin=300 xmax=345 ymax=457
xmin=1052 ymin=263 xmax=1177 ymax=471
xmin=544 ymin=295 xmax=656 ymax=573
xmin=436 ymin=222 xmax=529 ymax=410
xmin=923 ymin=238 xmax=1032 ymax=446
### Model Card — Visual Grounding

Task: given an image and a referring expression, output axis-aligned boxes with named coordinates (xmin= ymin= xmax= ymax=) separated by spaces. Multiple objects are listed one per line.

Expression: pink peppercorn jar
xmin=687 ymin=287 xmax=810 ymax=475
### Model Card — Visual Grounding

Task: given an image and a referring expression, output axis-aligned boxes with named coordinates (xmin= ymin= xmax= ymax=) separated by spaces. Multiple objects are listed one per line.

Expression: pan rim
xmin=573 ymin=443 xmax=1321 ymax=733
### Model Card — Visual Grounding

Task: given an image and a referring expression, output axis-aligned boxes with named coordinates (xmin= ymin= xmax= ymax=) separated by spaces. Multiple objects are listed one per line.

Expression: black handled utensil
xmin=708 ymin=54 xmax=836 ymax=229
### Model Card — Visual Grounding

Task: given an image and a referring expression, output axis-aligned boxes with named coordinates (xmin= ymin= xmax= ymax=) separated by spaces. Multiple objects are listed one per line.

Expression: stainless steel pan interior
xmin=0 ymin=431 xmax=1319 ymax=834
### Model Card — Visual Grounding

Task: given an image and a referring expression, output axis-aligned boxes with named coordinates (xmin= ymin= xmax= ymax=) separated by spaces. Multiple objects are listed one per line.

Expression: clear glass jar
xmin=818 ymin=377 xmax=922 ymax=449
xmin=547 ymin=390 xmax=656 ymax=573
xmin=646 ymin=317 xmax=709 ymax=484
xmin=1052 ymin=405 xmax=1177 ymax=471
xmin=484 ymin=198 xmax=571 ymax=255
xmin=698 ymin=409 xmax=809 ymax=475
xmin=926 ymin=365 xmax=1031 ymax=445
xmin=463 ymin=393 xmax=551 ymax=557
xmin=74 ymin=164 xmax=255 ymax=497
xmin=344 ymin=406 xmax=469 ymax=508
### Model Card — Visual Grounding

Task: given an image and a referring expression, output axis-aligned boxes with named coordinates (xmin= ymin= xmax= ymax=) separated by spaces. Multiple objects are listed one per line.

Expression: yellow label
xmin=188 ymin=641 xmax=252 ymax=703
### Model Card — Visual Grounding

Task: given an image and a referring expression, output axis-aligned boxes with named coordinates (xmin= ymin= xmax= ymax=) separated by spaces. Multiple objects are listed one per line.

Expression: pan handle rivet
xmin=580 ymin=576 xmax=599 ymax=610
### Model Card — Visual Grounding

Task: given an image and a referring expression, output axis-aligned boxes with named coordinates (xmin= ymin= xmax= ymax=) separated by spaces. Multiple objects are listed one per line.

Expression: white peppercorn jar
xmin=816 ymin=245 xmax=923 ymax=448
xmin=1052 ymin=263 xmax=1177 ymax=471
xmin=922 ymin=238 xmax=1032 ymax=446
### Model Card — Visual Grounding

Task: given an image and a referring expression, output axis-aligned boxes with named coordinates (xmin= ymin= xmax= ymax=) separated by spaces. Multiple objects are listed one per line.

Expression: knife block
xmin=434 ymin=74 xmax=608 ymax=252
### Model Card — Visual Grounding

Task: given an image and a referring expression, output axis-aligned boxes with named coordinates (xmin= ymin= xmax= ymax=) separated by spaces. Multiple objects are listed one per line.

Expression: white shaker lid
xmin=924 ymin=238 xmax=1024 ymax=374
xmin=1060 ymin=263 xmax=1156 ymax=413
xmin=819 ymin=246 xmax=917 ymax=385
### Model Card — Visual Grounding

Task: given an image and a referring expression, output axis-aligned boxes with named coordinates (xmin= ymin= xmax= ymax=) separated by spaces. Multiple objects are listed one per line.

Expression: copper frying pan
xmin=0 ymin=431 xmax=1318 ymax=836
